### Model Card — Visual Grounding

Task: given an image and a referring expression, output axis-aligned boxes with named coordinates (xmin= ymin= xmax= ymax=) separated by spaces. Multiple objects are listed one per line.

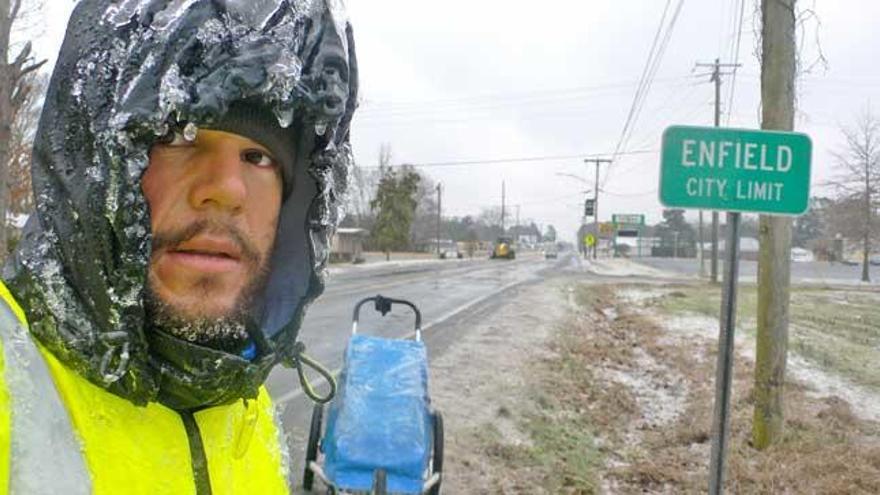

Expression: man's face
xmin=142 ymin=129 xmax=283 ymax=323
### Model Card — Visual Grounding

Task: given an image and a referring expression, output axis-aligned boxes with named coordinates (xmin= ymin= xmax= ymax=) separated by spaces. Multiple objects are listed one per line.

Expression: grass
xmin=477 ymin=281 xmax=880 ymax=493
xmin=593 ymin=282 xmax=880 ymax=493
xmin=656 ymin=284 xmax=880 ymax=393
xmin=472 ymin=409 xmax=603 ymax=494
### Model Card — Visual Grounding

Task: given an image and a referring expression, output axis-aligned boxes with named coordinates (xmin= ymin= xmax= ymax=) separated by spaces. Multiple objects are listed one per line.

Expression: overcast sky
xmin=36 ymin=1 xmax=880 ymax=242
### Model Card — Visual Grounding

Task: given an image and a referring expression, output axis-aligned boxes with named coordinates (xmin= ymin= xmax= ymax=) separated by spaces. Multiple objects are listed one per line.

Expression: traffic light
xmin=584 ymin=199 xmax=595 ymax=217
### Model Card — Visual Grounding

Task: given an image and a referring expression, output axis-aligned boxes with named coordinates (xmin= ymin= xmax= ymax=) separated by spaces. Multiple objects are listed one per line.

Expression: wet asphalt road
xmin=265 ymin=251 xmax=568 ymax=490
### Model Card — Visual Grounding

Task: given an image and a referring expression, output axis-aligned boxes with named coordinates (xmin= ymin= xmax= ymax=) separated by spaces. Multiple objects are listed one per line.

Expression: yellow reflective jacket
xmin=0 ymin=281 xmax=289 ymax=494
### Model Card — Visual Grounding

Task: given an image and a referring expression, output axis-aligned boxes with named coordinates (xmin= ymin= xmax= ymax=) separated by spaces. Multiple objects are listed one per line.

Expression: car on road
xmin=542 ymin=244 xmax=558 ymax=259
xmin=790 ymin=247 xmax=814 ymax=263
xmin=438 ymin=240 xmax=462 ymax=259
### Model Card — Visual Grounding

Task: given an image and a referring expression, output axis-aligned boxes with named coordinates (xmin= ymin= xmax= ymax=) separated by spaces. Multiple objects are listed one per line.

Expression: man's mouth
xmin=164 ymin=237 xmax=245 ymax=273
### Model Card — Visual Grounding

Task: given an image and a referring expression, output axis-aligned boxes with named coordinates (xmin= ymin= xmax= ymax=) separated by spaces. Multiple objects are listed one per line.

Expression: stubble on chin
xmin=144 ymin=263 xmax=271 ymax=353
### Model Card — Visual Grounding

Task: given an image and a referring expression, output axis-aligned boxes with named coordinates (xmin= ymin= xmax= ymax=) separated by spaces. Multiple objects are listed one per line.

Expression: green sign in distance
xmin=612 ymin=214 xmax=645 ymax=227
xmin=660 ymin=125 xmax=812 ymax=215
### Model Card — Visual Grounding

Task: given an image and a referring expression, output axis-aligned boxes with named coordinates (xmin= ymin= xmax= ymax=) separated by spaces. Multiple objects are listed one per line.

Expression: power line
xmin=597 ymin=97 xmax=713 ymax=184
xmin=618 ymin=0 xmax=686 ymax=158
xmin=453 ymin=190 xmax=586 ymax=209
xmin=601 ymin=187 xmax=659 ymax=198
xmin=605 ymin=0 xmax=686 ymax=190
xmin=610 ymin=0 xmax=673 ymax=164
xmin=354 ymin=79 xmax=705 ymax=127
xmin=358 ymin=149 xmax=657 ymax=169
xmin=356 ymin=76 xmax=700 ymax=116
xmin=725 ymin=0 xmax=746 ymax=125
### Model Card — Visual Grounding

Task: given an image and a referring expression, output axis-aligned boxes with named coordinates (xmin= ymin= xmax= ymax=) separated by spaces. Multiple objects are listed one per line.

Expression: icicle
xmin=183 ymin=122 xmax=199 ymax=142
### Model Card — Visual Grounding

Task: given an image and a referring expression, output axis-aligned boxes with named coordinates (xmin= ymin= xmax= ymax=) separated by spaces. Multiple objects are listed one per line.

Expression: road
xmin=265 ymin=250 xmax=565 ymax=488
xmin=633 ymin=256 xmax=878 ymax=285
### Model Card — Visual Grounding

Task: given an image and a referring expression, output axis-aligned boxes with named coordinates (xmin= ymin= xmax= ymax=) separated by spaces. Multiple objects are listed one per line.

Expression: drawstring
xmin=285 ymin=341 xmax=336 ymax=404
xmin=98 ymin=331 xmax=131 ymax=384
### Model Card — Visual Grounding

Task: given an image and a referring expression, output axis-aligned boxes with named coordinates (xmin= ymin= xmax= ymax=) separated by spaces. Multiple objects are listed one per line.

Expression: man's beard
xmin=145 ymin=220 xmax=271 ymax=354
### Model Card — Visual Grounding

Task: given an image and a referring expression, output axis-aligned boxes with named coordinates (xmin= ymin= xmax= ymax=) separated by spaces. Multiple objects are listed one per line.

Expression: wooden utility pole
xmin=435 ymin=182 xmax=441 ymax=255
xmin=584 ymin=158 xmax=612 ymax=259
xmin=501 ymin=181 xmax=506 ymax=234
xmin=753 ymin=0 xmax=796 ymax=450
xmin=696 ymin=58 xmax=741 ymax=283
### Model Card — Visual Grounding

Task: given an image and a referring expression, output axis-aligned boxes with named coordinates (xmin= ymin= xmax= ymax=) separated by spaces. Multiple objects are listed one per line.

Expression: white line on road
xmin=273 ymin=276 xmax=533 ymax=405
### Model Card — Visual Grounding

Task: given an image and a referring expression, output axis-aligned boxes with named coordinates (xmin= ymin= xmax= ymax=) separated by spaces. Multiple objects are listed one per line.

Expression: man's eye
xmin=242 ymin=149 xmax=277 ymax=168
xmin=156 ymin=129 xmax=188 ymax=146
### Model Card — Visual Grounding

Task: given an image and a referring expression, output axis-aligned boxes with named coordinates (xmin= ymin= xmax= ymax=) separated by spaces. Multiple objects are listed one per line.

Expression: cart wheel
xmin=372 ymin=469 xmax=387 ymax=494
xmin=303 ymin=404 xmax=323 ymax=491
xmin=430 ymin=412 xmax=444 ymax=495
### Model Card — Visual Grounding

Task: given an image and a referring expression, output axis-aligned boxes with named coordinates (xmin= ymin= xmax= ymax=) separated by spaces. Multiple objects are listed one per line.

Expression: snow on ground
xmin=787 ymin=353 xmax=880 ymax=423
xmin=599 ymin=346 xmax=688 ymax=433
xmin=326 ymin=256 xmax=450 ymax=276
xmin=657 ymin=311 xmax=880 ymax=424
xmin=583 ymin=258 xmax=684 ymax=279
xmin=616 ymin=287 xmax=673 ymax=306
xmin=659 ymin=314 xmax=719 ymax=353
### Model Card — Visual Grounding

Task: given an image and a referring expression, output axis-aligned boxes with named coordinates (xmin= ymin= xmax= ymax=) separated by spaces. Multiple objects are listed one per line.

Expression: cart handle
xmin=352 ymin=295 xmax=423 ymax=341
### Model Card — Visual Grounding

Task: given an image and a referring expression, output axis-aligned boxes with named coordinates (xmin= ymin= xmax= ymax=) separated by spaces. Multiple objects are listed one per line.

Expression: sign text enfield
xmin=660 ymin=125 xmax=812 ymax=215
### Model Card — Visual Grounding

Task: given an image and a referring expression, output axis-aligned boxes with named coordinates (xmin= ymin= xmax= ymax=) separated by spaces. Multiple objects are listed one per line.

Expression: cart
xmin=303 ymin=295 xmax=444 ymax=494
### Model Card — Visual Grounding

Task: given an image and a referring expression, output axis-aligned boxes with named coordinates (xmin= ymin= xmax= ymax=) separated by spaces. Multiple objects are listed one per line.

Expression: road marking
xmin=273 ymin=277 xmax=532 ymax=405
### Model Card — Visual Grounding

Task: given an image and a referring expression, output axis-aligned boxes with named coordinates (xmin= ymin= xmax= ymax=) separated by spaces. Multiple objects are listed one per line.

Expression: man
xmin=0 ymin=0 xmax=357 ymax=493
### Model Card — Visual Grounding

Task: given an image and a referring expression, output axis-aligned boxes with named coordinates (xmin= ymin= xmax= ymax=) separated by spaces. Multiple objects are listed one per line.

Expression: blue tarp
xmin=323 ymin=334 xmax=432 ymax=494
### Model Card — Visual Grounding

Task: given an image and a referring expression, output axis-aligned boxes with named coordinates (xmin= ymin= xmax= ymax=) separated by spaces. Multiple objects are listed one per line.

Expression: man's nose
xmin=187 ymin=148 xmax=248 ymax=213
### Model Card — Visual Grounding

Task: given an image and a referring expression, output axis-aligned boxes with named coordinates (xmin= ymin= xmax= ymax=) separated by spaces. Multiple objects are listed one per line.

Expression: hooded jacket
xmin=4 ymin=0 xmax=358 ymax=408
xmin=0 ymin=0 xmax=357 ymax=492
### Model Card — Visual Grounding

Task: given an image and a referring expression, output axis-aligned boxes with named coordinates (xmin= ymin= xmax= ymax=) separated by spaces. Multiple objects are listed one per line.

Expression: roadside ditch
xmin=430 ymin=277 xmax=880 ymax=494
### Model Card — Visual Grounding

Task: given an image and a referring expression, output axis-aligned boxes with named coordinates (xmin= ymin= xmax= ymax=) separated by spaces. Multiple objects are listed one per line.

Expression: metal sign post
xmin=659 ymin=124 xmax=812 ymax=494
xmin=708 ymin=211 xmax=741 ymax=494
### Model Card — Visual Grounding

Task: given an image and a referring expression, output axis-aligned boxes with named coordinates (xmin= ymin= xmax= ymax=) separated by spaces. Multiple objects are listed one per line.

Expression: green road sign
xmin=612 ymin=214 xmax=645 ymax=227
xmin=660 ymin=125 xmax=812 ymax=215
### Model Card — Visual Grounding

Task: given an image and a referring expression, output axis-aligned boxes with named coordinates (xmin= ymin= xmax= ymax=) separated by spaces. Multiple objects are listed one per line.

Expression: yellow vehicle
xmin=490 ymin=236 xmax=516 ymax=260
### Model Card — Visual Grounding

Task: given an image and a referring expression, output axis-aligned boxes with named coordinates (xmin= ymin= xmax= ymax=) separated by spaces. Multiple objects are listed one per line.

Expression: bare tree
xmin=831 ymin=105 xmax=880 ymax=281
xmin=344 ymin=143 xmax=390 ymax=230
xmin=0 ymin=0 xmax=46 ymax=258
xmin=8 ymin=71 xmax=45 ymax=216
xmin=477 ymin=207 xmax=503 ymax=230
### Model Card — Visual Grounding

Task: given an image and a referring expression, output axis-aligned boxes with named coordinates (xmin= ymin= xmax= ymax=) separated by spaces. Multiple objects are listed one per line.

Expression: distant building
xmin=508 ymin=224 xmax=541 ymax=248
xmin=330 ymin=228 xmax=368 ymax=263
xmin=701 ymin=237 xmax=760 ymax=261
